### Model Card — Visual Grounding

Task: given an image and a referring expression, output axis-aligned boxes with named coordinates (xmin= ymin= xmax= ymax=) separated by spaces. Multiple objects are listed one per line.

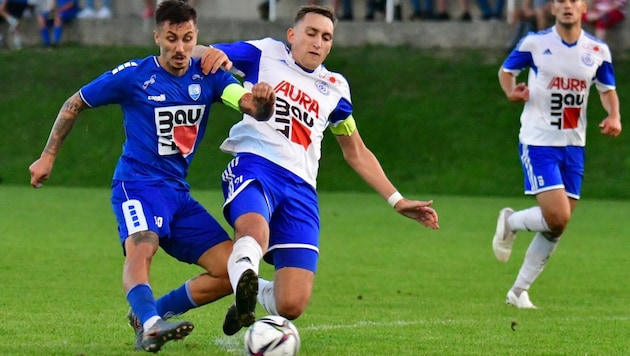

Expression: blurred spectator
xmin=37 ymin=0 xmax=78 ymax=47
xmin=505 ymin=0 xmax=535 ymax=51
xmin=476 ymin=0 xmax=504 ymax=20
xmin=333 ymin=0 xmax=353 ymax=20
xmin=433 ymin=0 xmax=449 ymax=20
xmin=77 ymin=0 xmax=111 ymax=19
xmin=258 ymin=0 xmax=319 ymax=21
xmin=582 ymin=0 xmax=626 ymax=40
xmin=143 ymin=0 xmax=154 ymax=20
xmin=459 ymin=0 xmax=504 ymax=21
xmin=532 ymin=0 xmax=551 ymax=29
xmin=0 ymin=0 xmax=30 ymax=49
xmin=365 ymin=0 xmax=402 ymax=21
xmin=408 ymin=0 xmax=435 ymax=20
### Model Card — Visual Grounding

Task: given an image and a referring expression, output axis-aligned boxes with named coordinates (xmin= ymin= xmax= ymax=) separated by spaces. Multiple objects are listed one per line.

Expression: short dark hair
xmin=294 ymin=5 xmax=336 ymax=26
xmin=155 ymin=0 xmax=197 ymax=26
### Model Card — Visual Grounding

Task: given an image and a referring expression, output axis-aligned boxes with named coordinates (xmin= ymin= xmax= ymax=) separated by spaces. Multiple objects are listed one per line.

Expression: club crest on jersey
xmin=581 ymin=53 xmax=594 ymax=67
xmin=314 ymin=80 xmax=330 ymax=95
xmin=188 ymin=84 xmax=201 ymax=101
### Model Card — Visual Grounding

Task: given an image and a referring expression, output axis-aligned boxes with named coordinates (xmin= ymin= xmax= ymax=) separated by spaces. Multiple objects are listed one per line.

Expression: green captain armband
xmin=329 ymin=115 xmax=357 ymax=136
xmin=221 ymin=83 xmax=250 ymax=112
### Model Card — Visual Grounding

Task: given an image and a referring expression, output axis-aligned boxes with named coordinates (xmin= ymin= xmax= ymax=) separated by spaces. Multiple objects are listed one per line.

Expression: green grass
xmin=2 ymin=45 xmax=630 ymax=198
xmin=1 ymin=186 xmax=628 ymax=355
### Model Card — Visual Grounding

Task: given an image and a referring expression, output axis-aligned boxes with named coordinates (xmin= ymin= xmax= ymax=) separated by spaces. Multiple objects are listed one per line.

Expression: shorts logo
xmin=154 ymin=216 xmax=163 ymax=228
xmin=188 ymin=84 xmax=201 ymax=101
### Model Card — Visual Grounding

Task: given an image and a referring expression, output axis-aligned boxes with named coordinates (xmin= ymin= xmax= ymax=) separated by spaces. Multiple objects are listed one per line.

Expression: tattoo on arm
xmin=43 ymin=93 xmax=86 ymax=156
xmin=129 ymin=230 xmax=159 ymax=246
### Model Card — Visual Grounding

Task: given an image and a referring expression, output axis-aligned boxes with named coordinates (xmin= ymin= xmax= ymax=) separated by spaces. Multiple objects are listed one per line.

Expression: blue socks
xmin=156 ymin=281 xmax=197 ymax=319
xmin=126 ymin=283 xmax=159 ymax=324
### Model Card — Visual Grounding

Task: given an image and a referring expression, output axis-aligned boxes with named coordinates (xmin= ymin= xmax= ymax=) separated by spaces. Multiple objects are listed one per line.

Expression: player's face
xmin=287 ymin=12 xmax=334 ymax=71
xmin=154 ymin=20 xmax=198 ymax=76
xmin=551 ymin=0 xmax=586 ymax=27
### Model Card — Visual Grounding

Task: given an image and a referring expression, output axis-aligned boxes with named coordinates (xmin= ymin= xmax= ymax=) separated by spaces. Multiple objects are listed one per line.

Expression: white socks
xmin=227 ymin=236 xmax=262 ymax=293
xmin=257 ymin=277 xmax=278 ymax=315
xmin=507 ymin=206 xmax=550 ymax=232
xmin=512 ymin=232 xmax=559 ymax=293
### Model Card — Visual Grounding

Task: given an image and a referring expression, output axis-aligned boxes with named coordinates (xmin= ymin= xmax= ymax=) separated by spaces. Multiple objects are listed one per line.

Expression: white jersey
xmin=214 ymin=38 xmax=353 ymax=188
xmin=502 ymin=26 xmax=616 ymax=147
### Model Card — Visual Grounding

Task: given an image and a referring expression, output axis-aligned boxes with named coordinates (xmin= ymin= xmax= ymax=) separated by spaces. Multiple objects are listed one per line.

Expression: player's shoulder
xmin=109 ymin=56 xmax=156 ymax=77
xmin=248 ymin=37 xmax=289 ymax=52
xmin=581 ymin=31 xmax=612 ymax=58
xmin=320 ymin=66 xmax=349 ymax=86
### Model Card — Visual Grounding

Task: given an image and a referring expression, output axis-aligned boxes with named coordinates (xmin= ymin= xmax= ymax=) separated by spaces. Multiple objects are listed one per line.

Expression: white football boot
xmin=506 ymin=290 xmax=537 ymax=309
xmin=492 ymin=208 xmax=516 ymax=262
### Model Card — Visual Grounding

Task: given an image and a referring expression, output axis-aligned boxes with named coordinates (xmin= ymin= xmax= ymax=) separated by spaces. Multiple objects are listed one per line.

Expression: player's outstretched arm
xmin=238 ymin=82 xmax=276 ymax=121
xmin=193 ymin=45 xmax=232 ymax=75
xmin=335 ymin=131 xmax=439 ymax=229
xmin=598 ymin=89 xmax=622 ymax=137
xmin=29 ymin=92 xmax=88 ymax=188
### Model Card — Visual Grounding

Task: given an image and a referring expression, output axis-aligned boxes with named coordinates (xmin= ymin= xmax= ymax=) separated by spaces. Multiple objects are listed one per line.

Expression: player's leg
xmin=155 ymin=195 xmax=233 ymax=316
xmin=221 ymin=155 xmax=278 ymax=334
xmin=257 ymin=177 xmax=319 ymax=319
xmin=258 ymin=255 xmax=316 ymax=320
xmin=493 ymin=144 xmax=563 ymax=262
xmin=113 ymin=181 xmax=194 ymax=351
xmin=504 ymin=146 xmax=583 ymax=308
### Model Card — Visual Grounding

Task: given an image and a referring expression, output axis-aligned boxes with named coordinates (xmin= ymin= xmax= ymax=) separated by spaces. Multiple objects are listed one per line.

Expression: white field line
xmin=214 ymin=316 xmax=629 ymax=352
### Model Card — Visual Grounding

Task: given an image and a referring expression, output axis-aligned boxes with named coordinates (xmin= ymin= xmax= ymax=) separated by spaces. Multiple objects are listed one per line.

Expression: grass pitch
xmin=0 ymin=185 xmax=628 ymax=355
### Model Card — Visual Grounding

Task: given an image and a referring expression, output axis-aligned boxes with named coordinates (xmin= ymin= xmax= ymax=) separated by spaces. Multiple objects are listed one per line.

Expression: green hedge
xmin=3 ymin=45 xmax=629 ymax=199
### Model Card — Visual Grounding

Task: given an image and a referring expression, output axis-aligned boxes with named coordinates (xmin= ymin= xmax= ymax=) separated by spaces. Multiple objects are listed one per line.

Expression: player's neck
xmin=555 ymin=23 xmax=582 ymax=44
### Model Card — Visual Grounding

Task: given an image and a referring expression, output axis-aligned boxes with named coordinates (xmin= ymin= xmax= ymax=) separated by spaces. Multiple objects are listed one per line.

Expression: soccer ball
xmin=244 ymin=315 xmax=301 ymax=356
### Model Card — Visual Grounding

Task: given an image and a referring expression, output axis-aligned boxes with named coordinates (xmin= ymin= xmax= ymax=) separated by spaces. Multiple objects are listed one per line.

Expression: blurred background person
xmin=76 ymin=0 xmax=111 ymax=19
xmin=0 ymin=0 xmax=30 ymax=49
xmin=37 ymin=0 xmax=78 ymax=47
xmin=582 ymin=0 xmax=626 ymax=40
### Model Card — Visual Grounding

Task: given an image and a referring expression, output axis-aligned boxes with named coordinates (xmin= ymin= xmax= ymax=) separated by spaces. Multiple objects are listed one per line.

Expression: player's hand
xmin=508 ymin=83 xmax=529 ymax=103
xmin=251 ymin=82 xmax=276 ymax=121
xmin=599 ymin=116 xmax=622 ymax=137
xmin=395 ymin=199 xmax=439 ymax=230
xmin=200 ymin=47 xmax=232 ymax=75
xmin=29 ymin=153 xmax=55 ymax=188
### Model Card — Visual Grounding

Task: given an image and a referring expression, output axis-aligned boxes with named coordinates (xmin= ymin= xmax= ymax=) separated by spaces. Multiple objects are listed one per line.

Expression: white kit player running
xmin=194 ymin=5 xmax=440 ymax=335
xmin=495 ymin=0 xmax=621 ymax=308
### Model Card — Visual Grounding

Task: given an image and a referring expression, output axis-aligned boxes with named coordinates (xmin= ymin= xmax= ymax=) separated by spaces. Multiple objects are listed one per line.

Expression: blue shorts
xmin=111 ymin=180 xmax=230 ymax=264
xmin=221 ymin=153 xmax=320 ymax=272
xmin=519 ymin=144 xmax=584 ymax=200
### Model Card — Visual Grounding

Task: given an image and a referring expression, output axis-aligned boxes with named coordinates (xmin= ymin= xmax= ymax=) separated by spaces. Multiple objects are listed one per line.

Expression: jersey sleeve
xmin=328 ymin=97 xmax=355 ymax=136
xmin=79 ymin=60 xmax=138 ymax=108
xmin=213 ymin=40 xmax=265 ymax=84
xmin=502 ymin=35 xmax=536 ymax=76
xmin=595 ymin=53 xmax=616 ymax=92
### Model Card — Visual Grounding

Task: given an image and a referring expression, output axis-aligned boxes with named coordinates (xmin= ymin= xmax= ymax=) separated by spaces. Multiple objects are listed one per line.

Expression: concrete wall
xmin=3 ymin=0 xmax=628 ymax=51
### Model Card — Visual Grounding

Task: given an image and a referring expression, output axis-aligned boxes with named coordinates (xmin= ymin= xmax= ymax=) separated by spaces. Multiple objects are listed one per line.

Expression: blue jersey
xmin=80 ymin=56 xmax=238 ymax=189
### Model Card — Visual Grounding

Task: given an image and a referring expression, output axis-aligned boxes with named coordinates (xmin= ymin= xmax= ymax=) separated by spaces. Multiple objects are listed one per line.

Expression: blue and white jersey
xmin=502 ymin=26 xmax=616 ymax=147
xmin=80 ymin=56 xmax=238 ymax=189
xmin=213 ymin=38 xmax=353 ymax=188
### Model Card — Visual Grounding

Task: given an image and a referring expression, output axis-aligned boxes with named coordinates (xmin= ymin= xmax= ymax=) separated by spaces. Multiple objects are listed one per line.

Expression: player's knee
xmin=545 ymin=214 xmax=570 ymax=236
xmin=275 ymin=299 xmax=308 ymax=320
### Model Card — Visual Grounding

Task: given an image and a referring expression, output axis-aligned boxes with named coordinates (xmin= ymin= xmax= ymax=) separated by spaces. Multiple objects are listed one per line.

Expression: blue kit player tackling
xmin=494 ymin=0 xmax=621 ymax=309
xmin=194 ymin=5 xmax=440 ymax=336
xmin=29 ymin=0 xmax=275 ymax=352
